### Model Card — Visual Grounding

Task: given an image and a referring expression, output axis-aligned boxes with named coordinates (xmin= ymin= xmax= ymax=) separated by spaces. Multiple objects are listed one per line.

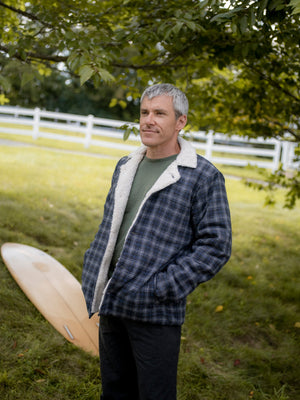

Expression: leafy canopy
xmin=0 ymin=0 xmax=299 ymax=206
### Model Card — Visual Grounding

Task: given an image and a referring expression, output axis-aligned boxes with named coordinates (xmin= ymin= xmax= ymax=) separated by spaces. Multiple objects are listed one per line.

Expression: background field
xmin=0 ymin=141 xmax=299 ymax=400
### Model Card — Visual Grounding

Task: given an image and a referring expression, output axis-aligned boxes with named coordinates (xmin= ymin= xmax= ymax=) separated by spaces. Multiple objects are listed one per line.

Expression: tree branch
xmin=263 ymin=117 xmax=300 ymax=141
xmin=110 ymin=61 xmax=186 ymax=70
xmin=0 ymin=44 xmax=67 ymax=63
xmin=0 ymin=44 xmax=186 ymax=69
xmin=0 ymin=1 xmax=53 ymax=28
xmin=244 ymin=61 xmax=300 ymax=103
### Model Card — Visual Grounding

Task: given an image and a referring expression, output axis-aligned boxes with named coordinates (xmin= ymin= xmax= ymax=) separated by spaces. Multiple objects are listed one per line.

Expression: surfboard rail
xmin=1 ymin=242 xmax=99 ymax=356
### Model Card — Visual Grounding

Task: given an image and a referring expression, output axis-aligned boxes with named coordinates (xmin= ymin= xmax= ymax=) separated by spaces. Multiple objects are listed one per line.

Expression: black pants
xmin=99 ymin=315 xmax=182 ymax=400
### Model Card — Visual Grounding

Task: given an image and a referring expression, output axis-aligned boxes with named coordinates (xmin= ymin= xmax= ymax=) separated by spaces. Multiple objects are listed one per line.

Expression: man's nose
xmin=145 ymin=112 xmax=154 ymax=124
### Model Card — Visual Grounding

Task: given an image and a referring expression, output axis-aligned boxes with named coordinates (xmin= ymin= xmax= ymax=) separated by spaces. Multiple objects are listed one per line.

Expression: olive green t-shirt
xmin=109 ymin=154 xmax=177 ymax=276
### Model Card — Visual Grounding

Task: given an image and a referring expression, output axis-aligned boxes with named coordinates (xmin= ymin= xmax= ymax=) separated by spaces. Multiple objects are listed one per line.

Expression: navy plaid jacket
xmin=82 ymin=137 xmax=232 ymax=325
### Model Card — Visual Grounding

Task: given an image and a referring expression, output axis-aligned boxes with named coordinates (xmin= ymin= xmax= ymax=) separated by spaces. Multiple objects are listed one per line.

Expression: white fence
xmin=0 ymin=106 xmax=297 ymax=172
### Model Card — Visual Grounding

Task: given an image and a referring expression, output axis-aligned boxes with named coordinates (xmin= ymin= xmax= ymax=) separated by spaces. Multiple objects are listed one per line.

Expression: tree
xmin=0 ymin=54 xmax=139 ymax=120
xmin=0 ymin=0 xmax=299 ymax=206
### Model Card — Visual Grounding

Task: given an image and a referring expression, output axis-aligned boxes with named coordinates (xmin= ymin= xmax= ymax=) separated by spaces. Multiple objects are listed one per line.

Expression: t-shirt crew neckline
xmin=144 ymin=154 xmax=178 ymax=163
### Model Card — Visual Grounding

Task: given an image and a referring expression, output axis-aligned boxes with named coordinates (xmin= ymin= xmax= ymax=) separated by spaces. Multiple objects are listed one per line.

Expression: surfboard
xmin=1 ymin=242 xmax=99 ymax=356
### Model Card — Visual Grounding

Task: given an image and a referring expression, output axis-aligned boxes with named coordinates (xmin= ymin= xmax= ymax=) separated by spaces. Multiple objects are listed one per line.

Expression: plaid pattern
xmin=82 ymin=138 xmax=232 ymax=325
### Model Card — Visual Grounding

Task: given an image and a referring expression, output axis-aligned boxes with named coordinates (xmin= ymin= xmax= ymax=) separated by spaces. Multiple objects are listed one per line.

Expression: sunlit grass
xmin=0 ymin=125 xmax=136 ymax=159
xmin=0 ymin=128 xmax=272 ymax=181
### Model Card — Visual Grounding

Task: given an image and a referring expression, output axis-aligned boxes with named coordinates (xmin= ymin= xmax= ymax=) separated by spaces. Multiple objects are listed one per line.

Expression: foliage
xmin=245 ymin=162 xmax=300 ymax=209
xmin=0 ymin=144 xmax=300 ymax=399
xmin=0 ymin=0 xmax=298 ymax=133
xmin=0 ymin=0 xmax=299 ymax=206
xmin=0 ymin=56 xmax=139 ymax=120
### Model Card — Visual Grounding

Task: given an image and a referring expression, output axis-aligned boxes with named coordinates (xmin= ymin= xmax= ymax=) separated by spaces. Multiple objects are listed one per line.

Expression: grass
xmin=0 ymin=127 xmax=136 ymax=159
xmin=0 ymin=127 xmax=275 ymax=181
xmin=0 ymin=142 xmax=299 ymax=400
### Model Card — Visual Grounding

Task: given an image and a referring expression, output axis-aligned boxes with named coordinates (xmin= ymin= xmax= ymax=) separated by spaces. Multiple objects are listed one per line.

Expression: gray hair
xmin=141 ymin=83 xmax=189 ymax=119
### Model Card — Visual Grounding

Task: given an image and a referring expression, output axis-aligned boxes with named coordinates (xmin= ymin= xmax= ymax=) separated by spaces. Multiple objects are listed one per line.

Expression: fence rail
xmin=0 ymin=106 xmax=297 ymax=172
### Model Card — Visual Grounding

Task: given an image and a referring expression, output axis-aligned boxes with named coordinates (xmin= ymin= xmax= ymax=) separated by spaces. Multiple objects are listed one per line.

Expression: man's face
xmin=140 ymin=95 xmax=187 ymax=158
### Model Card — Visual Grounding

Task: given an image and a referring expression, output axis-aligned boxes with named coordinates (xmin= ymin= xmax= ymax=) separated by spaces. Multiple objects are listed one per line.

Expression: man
xmin=82 ymin=83 xmax=232 ymax=400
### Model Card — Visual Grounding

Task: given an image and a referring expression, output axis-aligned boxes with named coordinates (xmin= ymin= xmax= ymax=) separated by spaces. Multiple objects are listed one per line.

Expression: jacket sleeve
xmin=154 ymin=171 xmax=232 ymax=302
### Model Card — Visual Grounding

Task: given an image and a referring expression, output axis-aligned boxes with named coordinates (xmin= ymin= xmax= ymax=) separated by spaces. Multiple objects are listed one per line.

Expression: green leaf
xmin=239 ymin=15 xmax=248 ymax=34
xmin=119 ymin=100 xmax=127 ymax=109
xmin=67 ymin=52 xmax=80 ymax=70
xmin=79 ymin=65 xmax=94 ymax=86
xmin=241 ymin=43 xmax=249 ymax=58
xmin=173 ymin=21 xmax=184 ymax=35
xmin=185 ymin=21 xmax=196 ymax=31
xmin=109 ymin=98 xmax=118 ymax=108
xmin=211 ymin=7 xmax=244 ymax=23
xmin=231 ymin=22 xmax=237 ymax=33
xmin=0 ymin=75 xmax=12 ymax=92
xmin=97 ymin=68 xmax=115 ymax=83
xmin=269 ymin=0 xmax=285 ymax=11
xmin=119 ymin=124 xmax=139 ymax=140
xmin=249 ymin=7 xmax=256 ymax=27
xmin=21 ymin=71 xmax=35 ymax=88
xmin=0 ymin=94 xmax=9 ymax=105
xmin=290 ymin=0 xmax=300 ymax=14
xmin=123 ymin=127 xmax=131 ymax=141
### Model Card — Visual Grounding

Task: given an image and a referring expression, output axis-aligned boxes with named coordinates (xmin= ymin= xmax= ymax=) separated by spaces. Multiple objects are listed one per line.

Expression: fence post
xmin=272 ymin=140 xmax=281 ymax=172
xmin=281 ymin=141 xmax=295 ymax=171
xmin=33 ymin=107 xmax=40 ymax=140
xmin=205 ymin=130 xmax=214 ymax=161
xmin=84 ymin=114 xmax=94 ymax=148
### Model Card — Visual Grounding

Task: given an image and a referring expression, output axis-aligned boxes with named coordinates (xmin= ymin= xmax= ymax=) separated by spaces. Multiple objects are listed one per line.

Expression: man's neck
xmin=145 ymin=142 xmax=181 ymax=159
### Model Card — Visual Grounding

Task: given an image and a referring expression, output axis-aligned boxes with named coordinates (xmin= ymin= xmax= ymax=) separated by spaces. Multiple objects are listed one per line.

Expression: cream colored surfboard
xmin=1 ymin=242 xmax=99 ymax=356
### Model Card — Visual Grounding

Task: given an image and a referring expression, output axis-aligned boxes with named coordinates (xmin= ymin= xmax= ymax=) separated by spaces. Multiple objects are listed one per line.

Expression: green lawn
xmin=0 ymin=129 xmax=276 ymax=181
xmin=0 ymin=143 xmax=299 ymax=399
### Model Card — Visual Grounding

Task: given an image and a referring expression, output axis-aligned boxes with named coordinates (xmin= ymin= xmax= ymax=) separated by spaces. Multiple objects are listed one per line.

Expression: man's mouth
xmin=141 ymin=128 xmax=159 ymax=134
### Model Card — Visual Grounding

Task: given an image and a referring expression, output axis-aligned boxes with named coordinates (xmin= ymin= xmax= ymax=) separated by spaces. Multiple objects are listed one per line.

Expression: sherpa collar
xmin=127 ymin=136 xmax=197 ymax=169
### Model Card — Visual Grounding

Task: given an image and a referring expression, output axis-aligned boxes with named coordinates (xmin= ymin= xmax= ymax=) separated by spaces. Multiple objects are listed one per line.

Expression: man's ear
xmin=176 ymin=114 xmax=187 ymax=131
